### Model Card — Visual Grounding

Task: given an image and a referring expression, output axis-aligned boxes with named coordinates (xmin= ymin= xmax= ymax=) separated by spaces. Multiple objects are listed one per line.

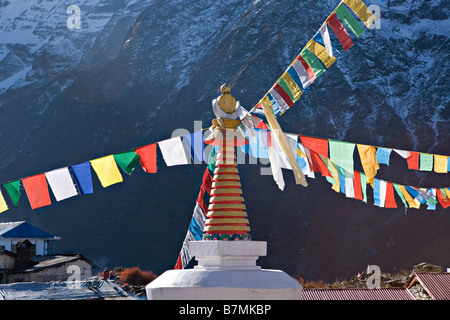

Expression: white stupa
xmin=146 ymin=85 xmax=302 ymax=300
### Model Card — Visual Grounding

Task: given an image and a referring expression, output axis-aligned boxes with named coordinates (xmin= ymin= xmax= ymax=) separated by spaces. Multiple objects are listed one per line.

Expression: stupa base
xmin=146 ymin=241 xmax=302 ymax=300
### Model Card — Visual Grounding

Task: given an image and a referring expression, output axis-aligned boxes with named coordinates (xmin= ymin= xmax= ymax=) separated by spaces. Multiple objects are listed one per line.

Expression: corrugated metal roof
xmin=412 ymin=273 xmax=450 ymax=300
xmin=0 ymin=280 xmax=132 ymax=300
xmin=300 ymin=288 xmax=415 ymax=300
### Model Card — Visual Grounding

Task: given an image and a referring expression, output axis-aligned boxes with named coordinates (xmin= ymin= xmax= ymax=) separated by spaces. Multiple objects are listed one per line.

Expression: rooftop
xmin=300 ymin=287 xmax=415 ymax=300
xmin=0 ymin=221 xmax=60 ymax=240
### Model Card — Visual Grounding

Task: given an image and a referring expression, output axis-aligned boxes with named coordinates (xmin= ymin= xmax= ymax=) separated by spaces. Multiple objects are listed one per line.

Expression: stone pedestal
xmin=146 ymin=241 xmax=302 ymax=300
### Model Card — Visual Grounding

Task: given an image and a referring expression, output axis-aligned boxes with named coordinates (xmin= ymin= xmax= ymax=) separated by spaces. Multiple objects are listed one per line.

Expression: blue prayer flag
xmin=183 ymin=131 xmax=204 ymax=164
xmin=70 ymin=162 xmax=93 ymax=195
xmin=376 ymin=147 xmax=392 ymax=165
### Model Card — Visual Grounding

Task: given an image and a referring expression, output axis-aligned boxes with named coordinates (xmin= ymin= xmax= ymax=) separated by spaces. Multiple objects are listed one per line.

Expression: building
xmin=0 ymin=221 xmax=98 ymax=284
xmin=0 ymin=221 xmax=59 ymax=256
xmin=300 ymin=271 xmax=450 ymax=300
xmin=407 ymin=272 xmax=450 ymax=300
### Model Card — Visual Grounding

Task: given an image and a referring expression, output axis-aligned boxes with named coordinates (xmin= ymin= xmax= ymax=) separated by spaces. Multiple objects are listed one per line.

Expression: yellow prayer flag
xmin=90 ymin=155 xmax=123 ymax=188
xmin=434 ymin=155 xmax=448 ymax=173
xmin=399 ymin=185 xmax=420 ymax=209
xmin=356 ymin=144 xmax=379 ymax=185
xmin=305 ymin=40 xmax=336 ymax=68
xmin=343 ymin=0 xmax=376 ymax=28
xmin=327 ymin=158 xmax=340 ymax=193
xmin=261 ymin=100 xmax=308 ymax=187
xmin=0 ymin=190 xmax=8 ymax=213
xmin=281 ymin=72 xmax=303 ymax=101
xmin=262 ymin=95 xmax=274 ymax=111
xmin=445 ymin=188 xmax=450 ymax=199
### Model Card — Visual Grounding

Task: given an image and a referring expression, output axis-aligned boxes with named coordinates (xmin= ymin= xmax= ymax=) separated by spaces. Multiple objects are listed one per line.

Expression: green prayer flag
xmin=3 ymin=180 xmax=21 ymax=207
xmin=329 ymin=140 xmax=356 ymax=178
xmin=113 ymin=150 xmax=141 ymax=175
xmin=393 ymin=183 xmax=407 ymax=207
xmin=300 ymin=47 xmax=326 ymax=77
xmin=335 ymin=4 xmax=365 ymax=38
xmin=277 ymin=78 xmax=295 ymax=102
xmin=360 ymin=172 xmax=367 ymax=203
xmin=419 ymin=153 xmax=433 ymax=171
xmin=207 ymin=147 xmax=217 ymax=172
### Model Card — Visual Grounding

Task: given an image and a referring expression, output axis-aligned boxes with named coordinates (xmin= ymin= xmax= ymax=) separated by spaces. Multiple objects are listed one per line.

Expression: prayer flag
xmin=0 ymin=190 xmax=8 ymax=213
xmin=90 ymin=155 xmax=123 ymax=188
xmin=319 ymin=24 xmax=334 ymax=58
xmin=261 ymin=100 xmax=307 ymax=187
xmin=70 ymin=162 xmax=93 ymax=195
xmin=305 ymin=39 xmax=336 ymax=68
xmin=373 ymin=178 xmax=381 ymax=207
xmin=353 ymin=171 xmax=363 ymax=201
xmin=327 ymin=13 xmax=354 ymax=51
xmin=437 ymin=188 xmax=450 ymax=208
xmin=385 ymin=182 xmax=397 ymax=208
xmin=45 ymin=167 xmax=78 ymax=202
xmin=394 ymin=149 xmax=410 ymax=159
xmin=376 ymin=147 xmax=392 ymax=165
xmin=448 ymin=157 xmax=450 ymax=171
xmin=419 ymin=153 xmax=433 ymax=171
xmin=268 ymin=144 xmax=285 ymax=191
xmin=300 ymin=135 xmax=332 ymax=177
xmin=329 ymin=140 xmax=356 ymax=178
xmin=399 ymin=185 xmax=420 ymax=209
xmin=393 ymin=183 xmax=407 ymax=207
xmin=360 ymin=172 xmax=368 ymax=203
xmin=292 ymin=59 xmax=313 ymax=89
xmin=427 ymin=189 xmax=437 ymax=210
xmin=135 ymin=143 xmax=157 ymax=173
xmin=407 ymin=151 xmax=419 ymax=170
xmin=158 ymin=137 xmax=190 ymax=166
xmin=345 ymin=176 xmax=354 ymax=198
xmin=22 ymin=174 xmax=52 ymax=210
xmin=113 ymin=150 xmax=141 ymax=175
xmin=335 ymin=3 xmax=365 ymax=38
xmin=299 ymin=47 xmax=326 ymax=78
xmin=434 ymin=155 xmax=448 ymax=173
xmin=183 ymin=131 xmax=205 ymax=164
xmin=343 ymin=0 xmax=377 ymax=28
xmin=3 ymin=180 xmax=21 ymax=207
xmin=357 ymin=144 xmax=379 ymax=184
xmin=268 ymin=88 xmax=289 ymax=114
xmin=273 ymin=82 xmax=294 ymax=109
xmin=280 ymin=72 xmax=303 ymax=102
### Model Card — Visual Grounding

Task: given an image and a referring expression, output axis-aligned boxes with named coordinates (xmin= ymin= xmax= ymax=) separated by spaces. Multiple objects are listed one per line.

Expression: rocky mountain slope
xmin=0 ymin=0 xmax=448 ymax=281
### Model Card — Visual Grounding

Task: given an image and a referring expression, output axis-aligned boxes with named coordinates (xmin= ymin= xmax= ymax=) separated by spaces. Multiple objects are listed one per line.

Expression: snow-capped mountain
xmin=0 ymin=0 xmax=448 ymax=282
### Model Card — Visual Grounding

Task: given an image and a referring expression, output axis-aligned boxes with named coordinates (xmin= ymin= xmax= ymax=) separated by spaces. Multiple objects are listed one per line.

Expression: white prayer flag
xmin=45 ymin=167 xmax=78 ymax=201
xmin=319 ymin=24 xmax=334 ymax=58
xmin=292 ymin=59 xmax=312 ymax=89
xmin=158 ymin=136 xmax=190 ymax=166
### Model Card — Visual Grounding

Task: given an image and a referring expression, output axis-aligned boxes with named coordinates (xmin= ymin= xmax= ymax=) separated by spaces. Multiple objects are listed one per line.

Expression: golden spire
xmin=203 ymin=85 xmax=250 ymax=241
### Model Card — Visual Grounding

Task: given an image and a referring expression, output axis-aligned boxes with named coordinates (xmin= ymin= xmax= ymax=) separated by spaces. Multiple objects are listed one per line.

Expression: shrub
xmin=117 ymin=267 xmax=158 ymax=286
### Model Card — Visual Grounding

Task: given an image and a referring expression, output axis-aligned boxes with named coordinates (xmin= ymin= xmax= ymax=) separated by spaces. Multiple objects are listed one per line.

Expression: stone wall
xmin=8 ymin=259 xmax=92 ymax=283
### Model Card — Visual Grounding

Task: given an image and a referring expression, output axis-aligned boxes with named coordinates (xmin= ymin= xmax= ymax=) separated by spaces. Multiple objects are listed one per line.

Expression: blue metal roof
xmin=0 ymin=221 xmax=59 ymax=240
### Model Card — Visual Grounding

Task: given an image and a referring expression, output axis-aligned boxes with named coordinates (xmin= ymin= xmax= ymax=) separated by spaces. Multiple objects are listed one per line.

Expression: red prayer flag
xmin=296 ymin=54 xmax=316 ymax=81
xmin=202 ymin=167 xmax=213 ymax=194
xmin=407 ymin=151 xmax=419 ymax=170
xmin=22 ymin=174 xmax=52 ymax=210
xmin=273 ymin=83 xmax=294 ymax=108
xmin=437 ymin=189 xmax=450 ymax=208
xmin=300 ymin=135 xmax=332 ymax=177
xmin=174 ymin=253 xmax=182 ymax=269
xmin=353 ymin=171 xmax=363 ymax=201
xmin=135 ymin=143 xmax=157 ymax=173
xmin=385 ymin=182 xmax=397 ymax=208
xmin=327 ymin=13 xmax=354 ymax=51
